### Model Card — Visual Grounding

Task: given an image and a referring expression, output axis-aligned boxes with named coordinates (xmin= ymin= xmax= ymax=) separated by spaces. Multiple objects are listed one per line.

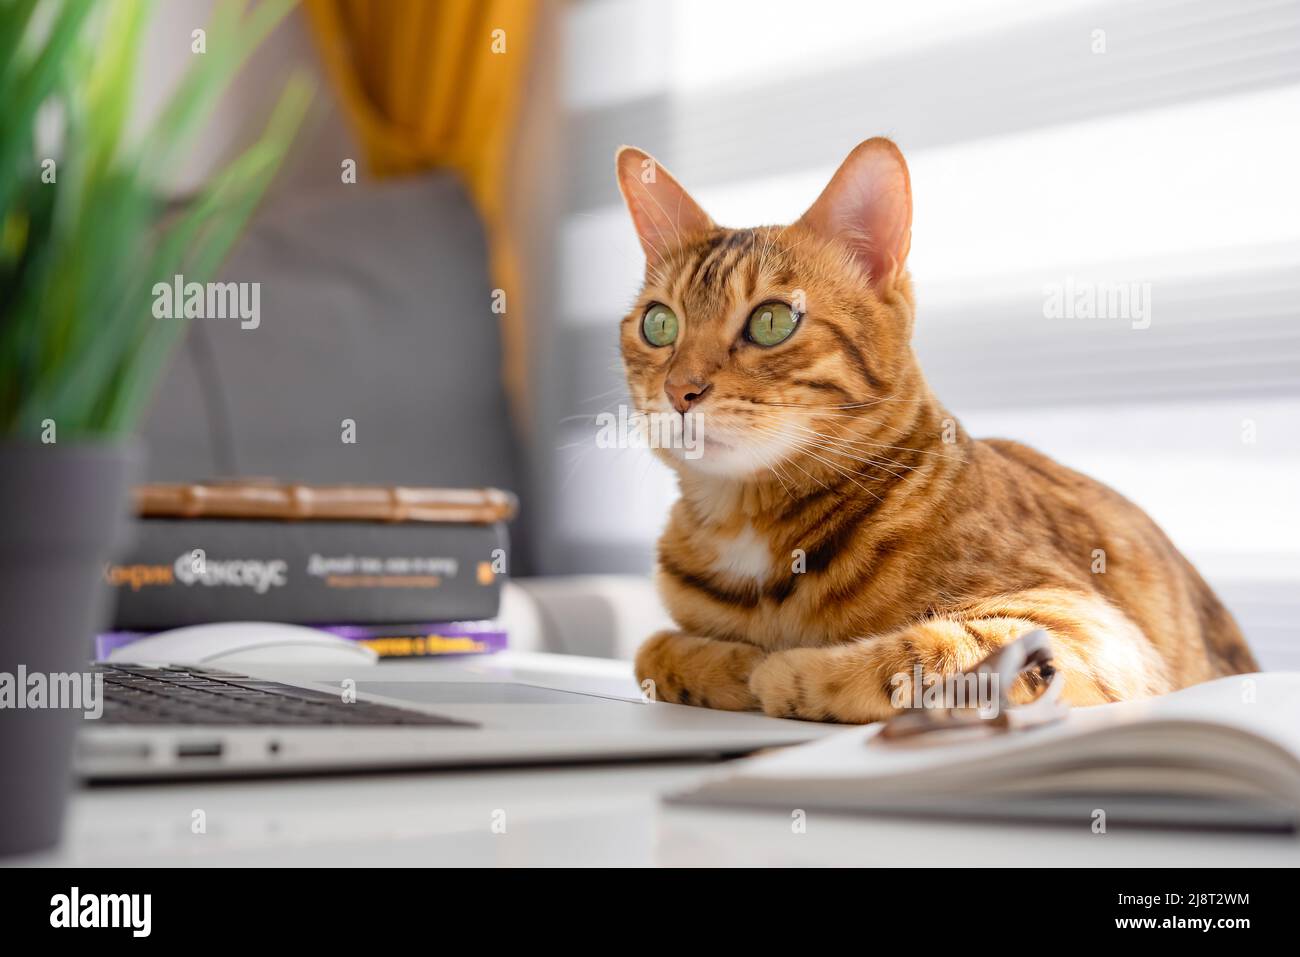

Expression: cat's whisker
xmin=839 ymin=438 xmax=961 ymax=459
xmin=769 ymin=460 xmax=798 ymax=499
xmin=773 ymin=424 xmax=923 ymax=479
xmin=758 ymin=393 xmax=912 ymax=411
xmin=747 ymin=424 xmax=887 ymax=501
xmin=803 ymin=444 xmax=916 ymax=482
xmin=643 ymin=259 xmax=673 ymax=289
xmin=749 ymin=417 xmax=928 ymax=476
xmin=756 ymin=226 xmax=781 ymax=276
xmin=769 ymin=445 xmax=806 ymax=494
xmin=766 ymin=231 xmax=813 ymax=267
xmin=788 ymin=444 xmax=885 ymax=503
xmin=740 ymin=436 xmax=796 ymax=499
xmin=801 ymin=429 xmax=963 ymax=460
xmin=758 ymin=430 xmax=915 ymax=483
xmin=768 ymin=444 xmax=833 ymax=492
xmin=576 ymin=384 xmax=632 ymax=405
xmin=762 ymin=460 xmax=793 ymax=498
xmin=744 ymin=404 xmax=931 ymax=441
xmin=776 ymin=421 xmax=956 ymax=466
xmin=773 ymin=406 xmax=924 ymax=437
xmin=745 ymin=406 xmax=965 ymax=459
xmin=555 ymin=430 xmax=606 ymax=492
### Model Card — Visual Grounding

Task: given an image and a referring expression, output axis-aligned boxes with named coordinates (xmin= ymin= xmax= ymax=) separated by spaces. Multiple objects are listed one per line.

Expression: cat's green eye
xmin=642 ymin=303 xmax=679 ymax=347
xmin=746 ymin=301 xmax=799 ymax=347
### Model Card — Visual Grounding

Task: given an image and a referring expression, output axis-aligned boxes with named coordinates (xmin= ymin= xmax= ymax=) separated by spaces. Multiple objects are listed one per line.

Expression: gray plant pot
xmin=0 ymin=441 xmax=137 ymax=857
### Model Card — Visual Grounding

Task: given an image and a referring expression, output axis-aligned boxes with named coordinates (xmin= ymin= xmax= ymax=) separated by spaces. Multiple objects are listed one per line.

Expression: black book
xmin=106 ymin=518 xmax=507 ymax=629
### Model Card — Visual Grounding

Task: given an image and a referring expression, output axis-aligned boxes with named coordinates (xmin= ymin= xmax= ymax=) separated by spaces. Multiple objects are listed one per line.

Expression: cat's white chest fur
xmin=710 ymin=523 xmax=771 ymax=583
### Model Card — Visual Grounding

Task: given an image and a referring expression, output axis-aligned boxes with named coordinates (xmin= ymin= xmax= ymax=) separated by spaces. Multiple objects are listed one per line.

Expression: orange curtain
xmin=304 ymin=0 xmax=538 ymax=412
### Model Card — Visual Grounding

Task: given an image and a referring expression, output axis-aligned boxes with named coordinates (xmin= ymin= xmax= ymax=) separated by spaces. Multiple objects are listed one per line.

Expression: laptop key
xmin=94 ymin=664 xmax=477 ymax=728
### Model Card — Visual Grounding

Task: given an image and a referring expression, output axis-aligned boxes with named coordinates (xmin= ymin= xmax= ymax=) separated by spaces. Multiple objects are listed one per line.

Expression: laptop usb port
xmin=176 ymin=741 xmax=224 ymax=759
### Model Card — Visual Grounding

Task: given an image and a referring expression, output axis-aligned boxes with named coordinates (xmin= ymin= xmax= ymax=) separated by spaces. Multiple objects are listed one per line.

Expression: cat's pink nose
xmin=665 ymin=377 xmax=711 ymax=414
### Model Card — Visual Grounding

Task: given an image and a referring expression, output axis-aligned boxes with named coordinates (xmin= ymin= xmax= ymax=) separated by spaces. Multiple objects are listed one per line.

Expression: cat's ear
xmin=798 ymin=137 xmax=912 ymax=290
xmin=615 ymin=146 xmax=715 ymax=266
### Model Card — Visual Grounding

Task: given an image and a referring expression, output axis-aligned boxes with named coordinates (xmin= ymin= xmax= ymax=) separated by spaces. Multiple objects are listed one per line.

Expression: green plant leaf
xmin=85 ymin=0 xmax=153 ymax=181
xmin=106 ymin=74 xmax=313 ymax=431
xmin=0 ymin=0 xmax=94 ymax=216
xmin=142 ymin=0 xmax=297 ymax=182
xmin=2 ymin=0 xmax=311 ymax=439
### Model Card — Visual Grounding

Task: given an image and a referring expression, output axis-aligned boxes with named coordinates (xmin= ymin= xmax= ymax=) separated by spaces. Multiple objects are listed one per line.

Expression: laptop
xmin=78 ymin=655 xmax=833 ymax=780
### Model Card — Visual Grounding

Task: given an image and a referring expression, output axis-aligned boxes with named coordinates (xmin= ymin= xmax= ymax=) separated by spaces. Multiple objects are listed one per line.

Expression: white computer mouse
xmin=107 ymin=622 xmax=379 ymax=667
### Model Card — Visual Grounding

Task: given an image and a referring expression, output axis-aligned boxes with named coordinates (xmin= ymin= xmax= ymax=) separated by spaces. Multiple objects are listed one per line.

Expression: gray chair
xmin=140 ymin=173 xmax=529 ymax=567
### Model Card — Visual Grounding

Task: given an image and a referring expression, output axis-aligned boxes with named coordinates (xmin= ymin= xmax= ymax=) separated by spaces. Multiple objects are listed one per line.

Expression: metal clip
xmin=877 ymin=629 xmax=1067 ymax=743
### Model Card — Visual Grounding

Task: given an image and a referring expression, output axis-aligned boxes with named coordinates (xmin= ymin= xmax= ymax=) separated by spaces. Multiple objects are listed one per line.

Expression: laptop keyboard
xmin=94 ymin=664 xmax=477 ymax=727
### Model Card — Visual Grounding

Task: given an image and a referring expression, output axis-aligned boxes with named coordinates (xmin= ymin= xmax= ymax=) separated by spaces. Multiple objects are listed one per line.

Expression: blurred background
xmin=119 ymin=0 xmax=1298 ymax=666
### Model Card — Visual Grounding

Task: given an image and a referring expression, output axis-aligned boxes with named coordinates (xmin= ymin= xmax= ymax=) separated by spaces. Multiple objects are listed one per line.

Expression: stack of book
xmin=100 ymin=482 xmax=516 ymax=660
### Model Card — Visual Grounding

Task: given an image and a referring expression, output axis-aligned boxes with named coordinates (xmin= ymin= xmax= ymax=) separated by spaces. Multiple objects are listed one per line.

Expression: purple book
xmin=96 ymin=620 xmax=508 ymax=661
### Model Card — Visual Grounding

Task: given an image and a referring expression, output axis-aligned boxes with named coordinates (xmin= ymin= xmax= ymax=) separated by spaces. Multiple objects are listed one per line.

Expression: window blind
xmin=539 ymin=0 xmax=1300 ymax=666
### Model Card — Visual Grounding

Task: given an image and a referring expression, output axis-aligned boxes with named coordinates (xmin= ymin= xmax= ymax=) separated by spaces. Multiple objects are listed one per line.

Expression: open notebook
xmin=672 ymin=673 xmax=1300 ymax=832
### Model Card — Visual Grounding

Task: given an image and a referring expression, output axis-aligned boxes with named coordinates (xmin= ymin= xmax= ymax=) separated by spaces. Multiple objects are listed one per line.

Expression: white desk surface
xmin=17 ymin=652 xmax=1300 ymax=867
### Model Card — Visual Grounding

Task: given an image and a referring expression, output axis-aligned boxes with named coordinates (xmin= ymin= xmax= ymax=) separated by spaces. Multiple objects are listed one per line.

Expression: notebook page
xmin=712 ymin=672 xmax=1300 ymax=783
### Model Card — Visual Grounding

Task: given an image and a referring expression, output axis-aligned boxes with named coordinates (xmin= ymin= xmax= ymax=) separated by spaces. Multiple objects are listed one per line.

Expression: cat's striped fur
xmin=616 ymin=138 xmax=1257 ymax=723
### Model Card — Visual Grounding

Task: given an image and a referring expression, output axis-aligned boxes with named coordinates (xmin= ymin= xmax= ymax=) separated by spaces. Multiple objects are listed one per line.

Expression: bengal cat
xmin=614 ymin=137 xmax=1257 ymax=723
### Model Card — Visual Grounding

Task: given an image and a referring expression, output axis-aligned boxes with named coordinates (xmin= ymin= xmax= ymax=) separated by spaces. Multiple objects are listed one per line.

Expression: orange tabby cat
xmin=615 ymin=137 xmax=1257 ymax=723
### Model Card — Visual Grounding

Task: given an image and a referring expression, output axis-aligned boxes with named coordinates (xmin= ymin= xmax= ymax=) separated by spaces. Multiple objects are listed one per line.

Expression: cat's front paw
xmin=749 ymin=646 xmax=895 ymax=723
xmin=748 ymin=648 xmax=835 ymax=721
xmin=635 ymin=630 xmax=765 ymax=710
